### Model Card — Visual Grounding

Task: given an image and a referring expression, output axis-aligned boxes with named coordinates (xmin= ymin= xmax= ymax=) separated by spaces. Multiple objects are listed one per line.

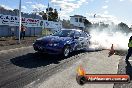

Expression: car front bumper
xmin=33 ymin=44 xmax=63 ymax=54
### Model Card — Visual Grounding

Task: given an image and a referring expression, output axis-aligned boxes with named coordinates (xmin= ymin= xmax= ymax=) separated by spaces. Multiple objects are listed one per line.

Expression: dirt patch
xmin=0 ymin=37 xmax=38 ymax=51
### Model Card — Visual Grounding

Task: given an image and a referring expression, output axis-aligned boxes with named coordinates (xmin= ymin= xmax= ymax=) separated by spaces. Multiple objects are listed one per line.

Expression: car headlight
xmin=36 ymin=37 xmax=43 ymax=41
xmin=53 ymin=43 xmax=58 ymax=46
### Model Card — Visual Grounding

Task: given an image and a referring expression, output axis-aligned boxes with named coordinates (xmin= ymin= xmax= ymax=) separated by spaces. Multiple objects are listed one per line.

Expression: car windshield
xmin=53 ymin=30 xmax=74 ymax=37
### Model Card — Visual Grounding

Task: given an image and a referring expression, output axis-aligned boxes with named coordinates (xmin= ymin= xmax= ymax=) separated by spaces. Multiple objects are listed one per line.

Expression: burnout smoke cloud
xmin=89 ymin=27 xmax=132 ymax=50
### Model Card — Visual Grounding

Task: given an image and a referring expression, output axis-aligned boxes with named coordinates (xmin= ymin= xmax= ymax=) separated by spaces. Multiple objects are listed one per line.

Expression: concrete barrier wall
xmin=0 ymin=11 xmax=43 ymax=37
xmin=0 ymin=14 xmax=62 ymax=37
xmin=0 ymin=26 xmax=42 ymax=37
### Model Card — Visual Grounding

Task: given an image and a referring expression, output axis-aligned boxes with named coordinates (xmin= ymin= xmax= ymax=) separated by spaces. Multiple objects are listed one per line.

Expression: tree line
xmin=39 ymin=7 xmax=58 ymax=21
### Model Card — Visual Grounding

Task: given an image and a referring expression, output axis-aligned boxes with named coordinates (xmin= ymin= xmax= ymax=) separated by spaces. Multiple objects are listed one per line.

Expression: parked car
xmin=33 ymin=29 xmax=91 ymax=57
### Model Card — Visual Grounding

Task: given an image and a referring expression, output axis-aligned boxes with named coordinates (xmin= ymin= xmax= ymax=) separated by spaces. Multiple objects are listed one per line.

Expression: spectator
xmin=126 ymin=36 xmax=132 ymax=62
xmin=20 ymin=24 xmax=26 ymax=39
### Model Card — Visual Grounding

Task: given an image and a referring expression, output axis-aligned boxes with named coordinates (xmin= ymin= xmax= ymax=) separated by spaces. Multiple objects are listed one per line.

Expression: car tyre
xmin=63 ymin=46 xmax=70 ymax=57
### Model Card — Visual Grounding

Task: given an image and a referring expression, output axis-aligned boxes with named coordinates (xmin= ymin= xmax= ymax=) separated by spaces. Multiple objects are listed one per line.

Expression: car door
xmin=74 ymin=31 xmax=82 ymax=50
xmin=80 ymin=32 xmax=89 ymax=49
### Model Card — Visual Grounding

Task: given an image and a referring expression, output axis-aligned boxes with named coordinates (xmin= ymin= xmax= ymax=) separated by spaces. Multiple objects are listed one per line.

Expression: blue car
xmin=33 ymin=29 xmax=91 ymax=57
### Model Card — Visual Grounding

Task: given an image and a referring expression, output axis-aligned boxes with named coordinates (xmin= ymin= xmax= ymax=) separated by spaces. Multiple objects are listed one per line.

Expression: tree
xmin=118 ymin=22 xmax=130 ymax=33
xmin=13 ymin=9 xmax=19 ymax=15
xmin=84 ymin=19 xmax=92 ymax=27
xmin=62 ymin=19 xmax=74 ymax=29
xmin=53 ymin=9 xmax=58 ymax=21
xmin=48 ymin=11 xmax=54 ymax=21
xmin=84 ymin=19 xmax=91 ymax=26
xmin=0 ymin=5 xmax=7 ymax=14
xmin=118 ymin=22 xmax=128 ymax=27
xmin=39 ymin=11 xmax=47 ymax=20
xmin=0 ymin=6 xmax=5 ymax=10
xmin=46 ymin=7 xmax=53 ymax=12
xmin=40 ymin=7 xmax=59 ymax=21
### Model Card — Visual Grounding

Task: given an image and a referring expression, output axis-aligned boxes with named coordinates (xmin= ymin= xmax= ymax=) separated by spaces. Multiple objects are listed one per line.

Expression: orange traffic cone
xmin=108 ymin=44 xmax=115 ymax=57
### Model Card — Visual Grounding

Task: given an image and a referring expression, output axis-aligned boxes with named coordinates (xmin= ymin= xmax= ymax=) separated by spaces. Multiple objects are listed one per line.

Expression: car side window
xmin=80 ymin=32 xmax=87 ymax=37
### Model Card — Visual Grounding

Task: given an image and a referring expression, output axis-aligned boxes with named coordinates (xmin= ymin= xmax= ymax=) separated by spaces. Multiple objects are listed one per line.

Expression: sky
xmin=0 ymin=0 xmax=132 ymax=26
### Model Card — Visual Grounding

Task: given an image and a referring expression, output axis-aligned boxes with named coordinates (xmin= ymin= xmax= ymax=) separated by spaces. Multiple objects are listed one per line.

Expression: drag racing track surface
xmin=113 ymin=57 xmax=132 ymax=88
xmin=0 ymin=47 xmax=101 ymax=88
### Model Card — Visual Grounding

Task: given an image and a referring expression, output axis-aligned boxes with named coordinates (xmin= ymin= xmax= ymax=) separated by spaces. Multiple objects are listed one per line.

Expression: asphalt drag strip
xmin=26 ymin=50 xmax=120 ymax=88
xmin=0 ymin=46 xmax=123 ymax=88
xmin=0 ymin=46 xmax=101 ymax=88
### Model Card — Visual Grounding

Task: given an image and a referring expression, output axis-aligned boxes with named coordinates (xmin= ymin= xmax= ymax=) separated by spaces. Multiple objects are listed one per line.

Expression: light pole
xmin=46 ymin=0 xmax=50 ymax=36
xmin=47 ymin=0 xmax=50 ymax=21
xmin=59 ymin=8 xmax=61 ymax=30
xmin=18 ymin=0 xmax=21 ymax=44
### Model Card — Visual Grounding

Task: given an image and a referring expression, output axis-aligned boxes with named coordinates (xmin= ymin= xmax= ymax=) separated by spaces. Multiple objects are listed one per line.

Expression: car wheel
xmin=83 ymin=43 xmax=89 ymax=51
xmin=63 ymin=46 xmax=70 ymax=57
xmin=34 ymin=51 xmax=41 ymax=56
xmin=86 ymin=44 xmax=90 ymax=50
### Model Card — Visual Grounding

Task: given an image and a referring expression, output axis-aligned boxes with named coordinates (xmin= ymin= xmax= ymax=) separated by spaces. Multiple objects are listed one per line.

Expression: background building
xmin=0 ymin=7 xmax=62 ymax=37
xmin=70 ymin=15 xmax=86 ymax=30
